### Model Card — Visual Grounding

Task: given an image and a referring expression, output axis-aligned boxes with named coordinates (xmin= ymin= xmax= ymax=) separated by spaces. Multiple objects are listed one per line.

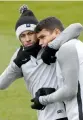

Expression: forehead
xmin=21 ymin=30 xmax=34 ymax=35
xmin=37 ymin=29 xmax=50 ymax=38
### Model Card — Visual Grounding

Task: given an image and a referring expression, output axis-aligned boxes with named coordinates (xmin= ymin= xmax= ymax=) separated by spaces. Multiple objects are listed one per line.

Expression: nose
xmin=39 ymin=39 xmax=43 ymax=46
xmin=39 ymin=39 xmax=46 ymax=47
xmin=25 ymin=35 xmax=31 ymax=42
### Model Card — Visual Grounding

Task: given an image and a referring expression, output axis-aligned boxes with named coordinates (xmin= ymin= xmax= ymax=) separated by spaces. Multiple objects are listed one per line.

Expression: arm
xmin=41 ymin=23 xmax=83 ymax=65
xmin=0 ymin=49 xmax=23 ymax=89
xmin=39 ymin=40 xmax=79 ymax=105
xmin=48 ymin=23 xmax=83 ymax=49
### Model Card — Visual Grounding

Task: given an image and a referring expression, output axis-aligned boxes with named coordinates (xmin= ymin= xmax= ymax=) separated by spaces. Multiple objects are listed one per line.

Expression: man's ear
xmin=54 ymin=28 xmax=61 ymax=35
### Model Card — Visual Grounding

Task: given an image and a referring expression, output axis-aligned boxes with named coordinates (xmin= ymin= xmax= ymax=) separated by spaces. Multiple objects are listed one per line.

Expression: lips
xmin=25 ymin=42 xmax=33 ymax=47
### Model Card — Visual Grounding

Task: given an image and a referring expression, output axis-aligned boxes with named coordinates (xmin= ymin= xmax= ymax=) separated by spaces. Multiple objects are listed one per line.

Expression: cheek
xmin=20 ymin=39 xmax=24 ymax=44
xmin=43 ymin=37 xmax=50 ymax=44
xmin=31 ymin=35 xmax=37 ymax=42
xmin=46 ymin=36 xmax=53 ymax=42
xmin=20 ymin=39 xmax=26 ymax=46
xmin=52 ymin=32 xmax=59 ymax=40
xmin=50 ymin=34 xmax=56 ymax=41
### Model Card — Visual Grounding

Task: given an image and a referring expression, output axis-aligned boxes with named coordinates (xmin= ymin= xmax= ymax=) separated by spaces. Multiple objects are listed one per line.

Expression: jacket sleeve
xmin=39 ymin=40 xmax=79 ymax=105
xmin=48 ymin=23 xmax=83 ymax=49
xmin=0 ymin=49 xmax=23 ymax=89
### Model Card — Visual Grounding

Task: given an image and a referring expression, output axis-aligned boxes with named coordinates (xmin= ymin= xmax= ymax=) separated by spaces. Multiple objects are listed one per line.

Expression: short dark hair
xmin=35 ymin=17 xmax=64 ymax=33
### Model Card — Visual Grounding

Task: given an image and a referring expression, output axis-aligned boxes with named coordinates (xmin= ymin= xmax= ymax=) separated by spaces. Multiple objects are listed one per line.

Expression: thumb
xmin=31 ymin=98 xmax=35 ymax=102
xmin=51 ymin=57 xmax=56 ymax=63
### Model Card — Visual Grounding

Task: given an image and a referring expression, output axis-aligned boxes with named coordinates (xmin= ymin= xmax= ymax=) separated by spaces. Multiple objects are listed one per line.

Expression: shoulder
xmin=59 ymin=39 xmax=77 ymax=51
xmin=58 ymin=39 xmax=77 ymax=55
xmin=57 ymin=39 xmax=78 ymax=62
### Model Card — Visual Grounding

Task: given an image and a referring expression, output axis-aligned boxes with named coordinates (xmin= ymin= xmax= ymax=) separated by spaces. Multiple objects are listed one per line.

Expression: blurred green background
xmin=0 ymin=1 xmax=83 ymax=120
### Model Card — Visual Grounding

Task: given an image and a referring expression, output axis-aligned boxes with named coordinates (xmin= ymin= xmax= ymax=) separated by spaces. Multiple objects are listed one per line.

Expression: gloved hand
xmin=31 ymin=97 xmax=45 ymax=110
xmin=13 ymin=46 xmax=30 ymax=68
xmin=14 ymin=42 xmax=41 ymax=68
xmin=31 ymin=88 xmax=56 ymax=110
xmin=41 ymin=46 xmax=58 ymax=65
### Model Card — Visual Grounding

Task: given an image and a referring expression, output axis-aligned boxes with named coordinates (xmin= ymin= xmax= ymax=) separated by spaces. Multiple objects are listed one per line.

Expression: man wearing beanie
xmin=0 ymin=4 xmax=83 ymax=120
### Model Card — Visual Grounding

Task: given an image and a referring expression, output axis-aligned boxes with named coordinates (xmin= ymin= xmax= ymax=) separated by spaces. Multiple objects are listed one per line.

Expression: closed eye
xmin=38 ymin=35 xmax=45 ymax=40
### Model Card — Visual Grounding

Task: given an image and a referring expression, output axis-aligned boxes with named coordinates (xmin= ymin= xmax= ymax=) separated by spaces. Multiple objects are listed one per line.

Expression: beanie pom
xmin=19 ymin=4 xmax=29 ymax=14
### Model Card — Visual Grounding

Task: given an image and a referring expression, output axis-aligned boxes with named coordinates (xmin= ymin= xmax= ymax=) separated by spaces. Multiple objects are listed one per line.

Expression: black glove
xmin=14 ymin=43 xmax=41 ymax=68
xmin=35 ymin=88 xmax=56 ymax=97
xmin=31 ymin=88 xmax=56 ymax=110
xmin=41 ymin=46 xmax=58 ymax=65
xmin=14 ymin=46 xmax=30 ymax=68
xmin=31 ymin=97 xmax=45 ymax=110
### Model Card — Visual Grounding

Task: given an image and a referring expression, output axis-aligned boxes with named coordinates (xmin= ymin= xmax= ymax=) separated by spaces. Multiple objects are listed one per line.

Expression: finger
xmin=51 ymin=57 xmax=56 ymax=63
xmin=31 ymin=98 xmax=35 ymax=102
xmin=31 ymin=104 xmax=37 ymax=109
